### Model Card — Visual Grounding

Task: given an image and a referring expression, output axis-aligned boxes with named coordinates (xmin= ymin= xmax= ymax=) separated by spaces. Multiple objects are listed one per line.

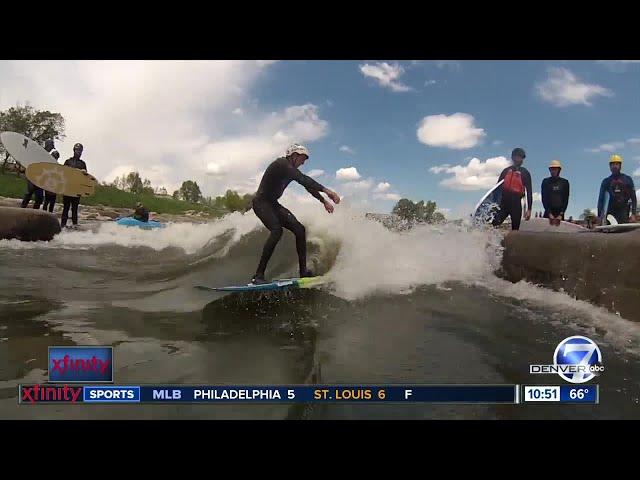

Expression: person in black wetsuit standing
xmin=61 ymin=143 xmax=88 ymax=228
xmin=491 ymin=147 xmax=533 ymax=231
xmin=541 ymin=159 xmax=570 ymax=226
xmin=20 ymin=138 xmax=56 ymax=210
xmin=251 ymin=144 xmax=341 ymax=284
xmin=42 ymin=138 xmax=60 ymax=213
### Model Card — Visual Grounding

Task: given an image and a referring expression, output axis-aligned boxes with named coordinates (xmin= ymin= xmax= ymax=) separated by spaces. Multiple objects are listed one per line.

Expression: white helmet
xmin=286 ymin=143 xmax=309 ymax=158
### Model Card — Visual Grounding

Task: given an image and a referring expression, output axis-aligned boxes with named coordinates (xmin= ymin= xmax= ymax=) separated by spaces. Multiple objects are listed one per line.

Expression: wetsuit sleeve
xmin=497 ymin=168 xmax=508 ymax=183
xmin=541 ymin=178 xmax=549 ymax=212
xmin=289 ymin=167 xmax=326 ymax=196
xmin=597 ymin=178 xmax=608 ymax=217
xmin=562 ymin=179 xmax=570 ymax=214
xmin=305 ymin=186 xmax=326 ymax=202
xmin=524 ymin=168 xmax=533 ymax=211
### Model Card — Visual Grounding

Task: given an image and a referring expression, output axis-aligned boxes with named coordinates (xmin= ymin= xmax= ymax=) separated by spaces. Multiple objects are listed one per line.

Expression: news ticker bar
xmin=18 ymin=384 xmax=599 ymax=404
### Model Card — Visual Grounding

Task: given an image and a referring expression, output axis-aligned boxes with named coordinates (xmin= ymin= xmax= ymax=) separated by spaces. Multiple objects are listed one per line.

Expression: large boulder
xmin=501 ymin=229 xmax=640 ymax=322
xmin=0 ymin=206 xmax=61 ymax=241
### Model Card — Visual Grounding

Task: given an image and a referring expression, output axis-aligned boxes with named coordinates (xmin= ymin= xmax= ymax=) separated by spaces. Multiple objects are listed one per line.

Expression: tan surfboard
xmin=26 ymin=162 xmax=97 ymax=197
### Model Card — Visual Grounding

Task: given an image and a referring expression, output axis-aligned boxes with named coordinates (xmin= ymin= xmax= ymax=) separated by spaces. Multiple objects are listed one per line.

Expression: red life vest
xmin=503 ymin=168 xmax=525 ymax=196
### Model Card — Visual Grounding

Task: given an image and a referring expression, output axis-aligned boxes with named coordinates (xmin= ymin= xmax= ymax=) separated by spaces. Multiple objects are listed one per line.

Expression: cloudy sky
xmin=1 ymin=60 xmax=639 ymax=218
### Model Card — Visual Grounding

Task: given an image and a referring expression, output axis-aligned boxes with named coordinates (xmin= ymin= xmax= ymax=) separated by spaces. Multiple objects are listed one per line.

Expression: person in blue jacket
xmin=597 ymin=154 xmax=637 ymax=225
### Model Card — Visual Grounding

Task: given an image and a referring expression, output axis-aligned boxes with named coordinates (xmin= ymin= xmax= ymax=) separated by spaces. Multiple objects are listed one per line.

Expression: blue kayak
xmin=115 ymin=217 xmax=164 ymax=229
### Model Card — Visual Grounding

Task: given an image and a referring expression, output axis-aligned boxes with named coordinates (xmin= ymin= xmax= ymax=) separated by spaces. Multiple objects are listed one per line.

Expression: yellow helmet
xmin=549 ymin=160 xmax=562 ymax=168
xmin=609 ymin=154 xmax=623 ymax=164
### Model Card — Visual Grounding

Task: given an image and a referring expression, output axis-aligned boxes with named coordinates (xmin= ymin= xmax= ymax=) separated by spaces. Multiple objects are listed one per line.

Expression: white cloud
xmin=492 ymin=140 xmax=504 ymax=146
xmin=307 ymin=169 xmax=325 ymax=178
xmin=428 ymin=164 xmax=451 ymax=174
xmin=417 ymin=113 xmax=486 ymax=150
xmin=359 ymin=62 xmax=411 ymax=93
xmin=336 ymin=167 xmax=361 ymax=181
xmin=627 ymin=138 xmax=640 ymax=146
xmin=532 ymin=192 xmax=542 ymax=203
xmin=536 ymin=67 xmax=613 ymax=107
xmin=0 ymin=60 xmax=330 ymax=197
xmin=633 ymin=168 xmax=640 ymax=177
xmin=232 ymin=107 xmax=243 ymax=115
xmin=339 ymin=145 xmax=355 ymax=154
xmin=430 ymin=156 xmax=510 ymax=191
xmin=373 ymin=192 xmax=402 ymax=201
xmin=436 ymin=207 xmax=451 ymax=214
xmin=374 ymin=182 xmax=391 ymax=193
xmin=326 ymin=99 xmax=334 ymax=107
xmin=586 ymin=142 xmax=625 ymax=153
xmin=424 ymin=80 xmax=437 ymax=86
xmin=342 ymin=179 xmax=373 ymax=191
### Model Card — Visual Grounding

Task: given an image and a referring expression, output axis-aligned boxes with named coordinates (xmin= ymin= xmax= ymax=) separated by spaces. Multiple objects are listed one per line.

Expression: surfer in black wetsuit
xmin=597 ymin=154 xmax=637 ymax=224
xmin=61 ymin=143 xmax=88 ymax=228
xmin=42 ymin=139 xmax=60 ymax=213
xmin=251 ymin=144 xmax=341 ymax=284
xmin=541 ymin=159 xmax=570 ymax=226
xmin=491 ymin=147 xmax=533 ymax=231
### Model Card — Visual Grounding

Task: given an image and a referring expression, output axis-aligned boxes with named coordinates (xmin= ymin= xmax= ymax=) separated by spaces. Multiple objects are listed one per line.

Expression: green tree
xmin=0 ymin=103 xmax=65 ymax=173
xmin=142 ymin=178 xmax=154 ymax=195
xmin=392 ymin=198 xmax=446 ymax=224
xmin=172 ymin=190 xmax=180 ymax=200
xmin=580 ymin=209 xmax=596 ymax=220
xmin=178 ymin=180 xmax=202 ymax=203
xmin=392 ymin=198 xmax=417 ymax=221
xmin=124 ymin=172 xmax=144 ymax=194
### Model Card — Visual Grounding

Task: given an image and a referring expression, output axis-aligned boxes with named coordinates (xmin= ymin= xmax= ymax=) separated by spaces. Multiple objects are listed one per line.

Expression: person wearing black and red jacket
xmin=491 ymin=147 xmax=533 ymax=231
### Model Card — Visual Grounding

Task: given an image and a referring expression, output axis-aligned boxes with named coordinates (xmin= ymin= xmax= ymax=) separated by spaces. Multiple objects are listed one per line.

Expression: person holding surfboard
xmin=42 ymin=139 xmax=60 ymax=213
xmin=19 ymin=140 xmax=54 ymax=210
xmin=491 ymin=147 xmax=533 ymax=231
xmin=250 ymin=144 xmax=340 ymax=285
xmin=541 ymin=159 xmax=570 ymax=226
xmin=61 ymin=143 xmax=88 ymax=228
xmin=597 ymin=154 xmax=637 ymax=225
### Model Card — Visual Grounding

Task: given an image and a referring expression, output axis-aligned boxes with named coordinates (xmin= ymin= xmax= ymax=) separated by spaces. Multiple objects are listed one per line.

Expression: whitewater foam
xmin=0 ymin=212 xmax=261 ymax=255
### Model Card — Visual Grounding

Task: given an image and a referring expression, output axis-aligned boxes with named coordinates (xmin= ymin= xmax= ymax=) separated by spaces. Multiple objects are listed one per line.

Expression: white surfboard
xmin=594 ymin=222 xmax=640 ymax=233
xmin=473 ymin=180 xmax=504 ymax=223
xmin=0 ymin=132 xmax=57 ymax=168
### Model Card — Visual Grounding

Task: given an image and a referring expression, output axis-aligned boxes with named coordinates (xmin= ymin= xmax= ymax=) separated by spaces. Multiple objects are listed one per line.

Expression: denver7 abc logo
xmin=530 ymin=336 xmax=604 ymax=384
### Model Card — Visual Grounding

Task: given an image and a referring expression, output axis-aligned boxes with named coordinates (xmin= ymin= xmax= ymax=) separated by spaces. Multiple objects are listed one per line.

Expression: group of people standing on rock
xmin=20 ymin=139 xmax=88 ymax=228
xmin=491 ymin=148 xmax=637 ymax=231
